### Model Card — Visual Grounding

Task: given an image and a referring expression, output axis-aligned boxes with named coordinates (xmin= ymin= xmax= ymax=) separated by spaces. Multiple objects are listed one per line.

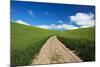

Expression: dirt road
xmin=32 ymin=35 xmax=82 ymax=65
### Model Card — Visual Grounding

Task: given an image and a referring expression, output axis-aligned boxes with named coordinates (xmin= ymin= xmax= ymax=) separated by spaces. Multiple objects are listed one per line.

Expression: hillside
xmin=59 ymin=27 xmax=95 ymax=40
xmin=11 ymin=22 xmax=57 ymax=66
xmin=11 ymin=22 xmax=95 ymax=66
xmin=58 ymin=27 xmax=95 ymax=61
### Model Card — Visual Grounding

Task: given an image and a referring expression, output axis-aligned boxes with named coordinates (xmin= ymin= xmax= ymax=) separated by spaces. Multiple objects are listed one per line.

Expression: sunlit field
xmin=11 ymin=22 xmax=95 ymax=66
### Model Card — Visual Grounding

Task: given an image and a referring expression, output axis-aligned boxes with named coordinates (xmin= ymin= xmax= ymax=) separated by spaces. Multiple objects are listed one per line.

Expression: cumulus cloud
xmin=15 ymin=20 xmax=30 ymax=26
xmin=80 ymin=25 xmax=93 ymax=28
xmin=61 ymin=24 xmax=79 ymax=30
xmin=28 ymin=10 xmax=35 ymax=17
xmin=70 ymin=12 xmax=95 ymax=27
xmin=36 ymin=24 xmax=79 ymax=30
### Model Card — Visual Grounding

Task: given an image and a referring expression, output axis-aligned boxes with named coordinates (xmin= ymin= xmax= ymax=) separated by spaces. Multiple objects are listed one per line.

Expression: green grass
xmin=11 ymin=22 xmax=58 ymax=66
xmin=11 ymin=22 xmax=95 ymax=66
xmin=57 ymin=27 xmax=95 ymax=61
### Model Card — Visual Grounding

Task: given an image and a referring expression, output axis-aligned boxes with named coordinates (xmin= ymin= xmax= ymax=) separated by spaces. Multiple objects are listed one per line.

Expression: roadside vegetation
xmin=11 ymin=22 xmax=58 ymax=66
xmin=58 ymin=27 xmax=95 ymax=61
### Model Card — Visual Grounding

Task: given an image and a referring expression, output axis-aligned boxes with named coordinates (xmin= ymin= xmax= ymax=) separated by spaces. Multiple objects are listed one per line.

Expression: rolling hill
xmin=58 ymin=27 xmax=95 ymax=61
xmin=11 ymin=22 xmax=95 ymax=66
xmin=11 ymin=22 xmax=58 ymax=66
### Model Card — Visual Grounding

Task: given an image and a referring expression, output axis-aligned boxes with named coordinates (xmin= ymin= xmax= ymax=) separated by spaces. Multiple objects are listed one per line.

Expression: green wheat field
xmin=11 ymin=22 xmax=95 ymax=66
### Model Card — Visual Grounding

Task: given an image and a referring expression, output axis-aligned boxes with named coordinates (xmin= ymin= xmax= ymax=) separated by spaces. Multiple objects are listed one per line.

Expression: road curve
xmin=32 ymin=35 xmax=82 ymax=65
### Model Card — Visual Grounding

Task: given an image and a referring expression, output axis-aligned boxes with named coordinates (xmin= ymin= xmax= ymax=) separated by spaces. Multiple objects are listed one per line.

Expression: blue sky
xmin=11 ymin=1 xmax=95 ymax=30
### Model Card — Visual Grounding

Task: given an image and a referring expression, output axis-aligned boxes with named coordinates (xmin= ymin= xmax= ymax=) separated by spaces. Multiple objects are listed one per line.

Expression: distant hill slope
xmin=58 ymin=27 xmax=95 ymax=61
xmin=11 ymin=22 xmax=95 ymax=66
xmin=11 ymin=22 xmax=57 ymax=66
xmin=60 ymin=27 xmax=95 ymax=41
xmin=11 ymin=22 xmax=58 ymax=48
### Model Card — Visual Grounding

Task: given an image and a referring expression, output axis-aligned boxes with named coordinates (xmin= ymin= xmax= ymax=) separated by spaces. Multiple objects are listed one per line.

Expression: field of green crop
xmin=11 ymin=22 xmax=60 ymax=66
xmin=11 ymin=22 xmax=95 ymax=66
xmin=58 ymin=27 xmax=95 ymax=61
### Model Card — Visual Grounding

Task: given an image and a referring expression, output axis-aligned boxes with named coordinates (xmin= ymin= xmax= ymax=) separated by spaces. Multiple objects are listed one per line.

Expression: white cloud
xmin=15 ymin=20 xmax=30 ymax=26
xmin=36 ymin=24 xmax=79 ymax=30
xmin=36 ymin=24 xmax=61 ymax=29
xmin=80 ymin=25 xmax=93 ymax=28
xmin=37 ymin=25 xmax=50 ymax=29
xmin=70 ymin=12 xmax=95 ymax=27
xmin=58 ymin=20 xmax=63 ymax=24
xmin=61 ymin=24 xmax=79 ymax=30
xmin=28 ymin=10 xmax=35 ymax=17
